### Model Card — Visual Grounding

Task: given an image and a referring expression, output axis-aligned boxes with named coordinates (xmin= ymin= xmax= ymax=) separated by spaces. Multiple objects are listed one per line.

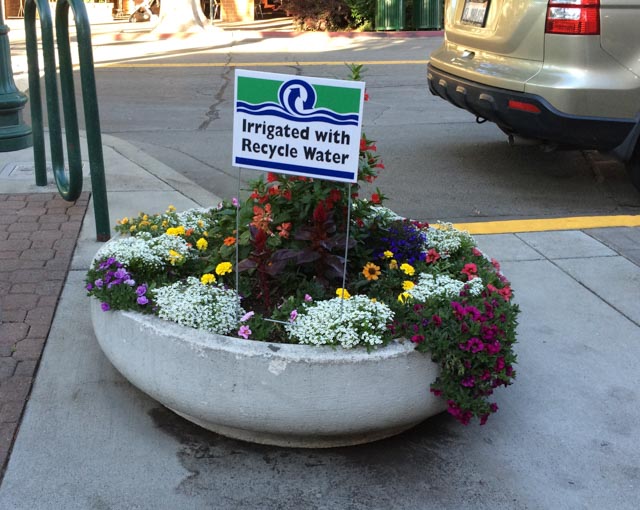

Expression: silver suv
xmin=427 ymin=0 xmax=640 ymax=189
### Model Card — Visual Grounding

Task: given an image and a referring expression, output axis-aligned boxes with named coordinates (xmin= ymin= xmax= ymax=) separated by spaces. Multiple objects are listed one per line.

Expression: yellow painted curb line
xmin=453 ymin=216 xmax=640 ymax=235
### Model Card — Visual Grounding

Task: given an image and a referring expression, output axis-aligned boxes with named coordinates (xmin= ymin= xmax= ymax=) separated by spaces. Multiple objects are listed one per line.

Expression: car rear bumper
xmin=427 ymin=64 xmax=636 ymax=151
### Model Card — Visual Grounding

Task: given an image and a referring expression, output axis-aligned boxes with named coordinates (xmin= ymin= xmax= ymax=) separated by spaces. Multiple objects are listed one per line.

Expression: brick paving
xmin=0 ymin=192 xmax=89 ymax=480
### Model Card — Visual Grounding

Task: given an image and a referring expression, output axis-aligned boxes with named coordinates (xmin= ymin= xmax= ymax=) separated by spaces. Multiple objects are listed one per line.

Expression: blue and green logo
xmin=236 ymin=76 xmax=361 ymax=126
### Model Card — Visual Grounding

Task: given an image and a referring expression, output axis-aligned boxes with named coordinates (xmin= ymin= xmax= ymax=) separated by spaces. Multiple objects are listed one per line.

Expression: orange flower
xmin=362 ymin=262 xmax=381 ymax=281
xmin=251 ymin=204 xmax=273 ymax=234
xmin=276 ymin=222 xmax=292 ymax=239
xmin=223 ymin=236 xmax=236 ymax=246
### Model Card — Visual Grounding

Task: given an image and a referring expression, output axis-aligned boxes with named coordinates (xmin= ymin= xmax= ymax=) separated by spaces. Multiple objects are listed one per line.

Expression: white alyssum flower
xmin=408 ymin=273 xmax=485 ymax=302
xmin=285 ymin=295 xmax=394 ymax=349
xmin=173 ymin=208 xmax=216 ymax=232
xmin=426 ymin=222 xmax=474 ymax=257
xmin=152 ymin=277 xmax=244 ymax=334
xmin=360 ymin=205 xmax=403 ymax=226
xmin=96 ymin=233 xmax=194 ymax=271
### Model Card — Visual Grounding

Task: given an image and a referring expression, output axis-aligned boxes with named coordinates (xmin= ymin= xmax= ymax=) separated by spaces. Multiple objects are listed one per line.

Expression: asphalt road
xmin=80 ymin=31 xmax=640 ymax=222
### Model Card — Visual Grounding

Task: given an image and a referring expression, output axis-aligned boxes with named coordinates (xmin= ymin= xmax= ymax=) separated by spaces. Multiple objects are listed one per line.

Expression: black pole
xmin=0 ymin=2 xmax=32 ymax=152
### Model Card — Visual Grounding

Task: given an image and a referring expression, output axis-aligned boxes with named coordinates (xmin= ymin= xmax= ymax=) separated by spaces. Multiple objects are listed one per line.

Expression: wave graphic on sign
xmin=236 ymin=79 xmax=359 ymax=126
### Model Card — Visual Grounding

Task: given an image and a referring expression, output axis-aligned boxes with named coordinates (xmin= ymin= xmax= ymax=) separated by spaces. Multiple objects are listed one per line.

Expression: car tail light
xmin=546 ymin=0 xmax=600 ymax=35
xmin=508 ymin=100 xmax=541 ymax=113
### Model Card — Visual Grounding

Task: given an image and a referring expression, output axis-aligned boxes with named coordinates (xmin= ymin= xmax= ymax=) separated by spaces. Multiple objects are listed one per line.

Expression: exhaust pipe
xmin=507 ymin=134 xmax=558 ymax=152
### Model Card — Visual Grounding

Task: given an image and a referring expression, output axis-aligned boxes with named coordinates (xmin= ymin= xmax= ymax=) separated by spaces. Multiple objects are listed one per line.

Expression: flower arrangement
xmin=86 ymin=68 xmax=519 ymax=426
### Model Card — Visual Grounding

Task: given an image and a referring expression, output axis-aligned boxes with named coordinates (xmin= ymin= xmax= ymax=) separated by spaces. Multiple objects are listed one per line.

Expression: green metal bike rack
xmin=24 ymin=0 xmax=111 ymax=241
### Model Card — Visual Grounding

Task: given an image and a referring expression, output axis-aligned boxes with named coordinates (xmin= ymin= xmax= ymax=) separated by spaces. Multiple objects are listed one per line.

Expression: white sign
xmin=232 ymin=69 xmax=365 ymax=183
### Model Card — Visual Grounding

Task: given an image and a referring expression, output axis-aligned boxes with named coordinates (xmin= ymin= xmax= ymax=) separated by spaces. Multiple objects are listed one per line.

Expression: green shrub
xmin=282 ymin=0 xmax=376 ymax=31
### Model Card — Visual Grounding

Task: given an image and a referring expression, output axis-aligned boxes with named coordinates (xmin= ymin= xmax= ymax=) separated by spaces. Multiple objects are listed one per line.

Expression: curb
xmin=100 ymin=134 xmax=223 ymax=208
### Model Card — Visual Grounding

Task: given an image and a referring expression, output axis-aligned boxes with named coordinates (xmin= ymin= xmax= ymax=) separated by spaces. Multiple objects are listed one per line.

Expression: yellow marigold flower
xmin=383 ymin=250 xmax=393 ymax=259
xmin=119 ymin=217 xmax=129 ymax=225
xmin=142 ymin=214 xmax=149 ymax=221
xmin=398 ymin=292 xmax=411 ymax=304
xmin=389 ymin=259 xmax=398 ymax=270
xmin=402 ymin=280 xmax=415 ymax=291
xmin=336 ymin=288 xmax=351 ymax=299
xmin=168 ymin=250 xmax=184 ymax=265
xmin=129 ymin=225 xmax=136 ymax=232
xmin=400 ymin=263 xmax=415 ymax=276
xmin=150 ymin=225 xmax=158 ymax=231
xmin=215 ymin=262 xmax=233 ymax=276
xmin=197 ymin=220 xmax=204 ymax=228
xmin=162 ymin=220 xmax=169 ymax=228
xmin=166 ymin=226 xmax=186 ymax=236
xmin=139 ymin=220 xmax=150 ymax=228
xmin=362 ymin=262 xmax=381 ymax=281
xmin=196 ymin=238 xmax=208 ymax=251
xmin=200 ymin=273 xmax=216 ymax=285
xmin=203 ymin=231 xmax=209 ymax=237
xmin=167 ymin=205 xmax=176 ymax=212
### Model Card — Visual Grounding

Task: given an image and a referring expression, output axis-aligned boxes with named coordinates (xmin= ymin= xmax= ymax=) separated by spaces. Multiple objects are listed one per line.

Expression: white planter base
xmin=91 ymin=299 xmax=446 ymax=448
xmin=169 ymin=408 xmax=424 ymax=448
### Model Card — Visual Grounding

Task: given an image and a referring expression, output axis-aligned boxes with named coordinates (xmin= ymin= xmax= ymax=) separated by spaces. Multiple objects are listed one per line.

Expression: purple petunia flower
xmin=94 ymin=279 xmax=104 ymax=289
xmin=86 ymin=283 xmax=93 ymax=291
xmin=100 ymin=302 xmax=111 ymax=312
xmin=137 ymin=296 xmax=149 ymax=306
xmin=114 ymin=268 xmax=129 ymax=280
xmin=136 ymin=284 xmax=147 ymax=297
xmin=124 ymin=279 xmax=136 ymax=287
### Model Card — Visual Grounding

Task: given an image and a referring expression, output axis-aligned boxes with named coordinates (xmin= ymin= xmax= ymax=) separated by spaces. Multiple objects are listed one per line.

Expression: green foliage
xmin=345 ymin=0 xmax=376 ymax=27
xmin=281 ymin=0 xmax=375 ymax=30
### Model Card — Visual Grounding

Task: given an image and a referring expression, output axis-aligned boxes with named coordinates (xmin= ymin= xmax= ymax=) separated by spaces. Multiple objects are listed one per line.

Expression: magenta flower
xmin=289 ymin=309 xmax=298 ymax=322
xmin=461 ymin=376 xmax=475 ymax=388
xmin=467 ymin=337 xmax=484 ymax=353
xmin=238 ymin=325 xmax=252 ymax=339
xmin=304 ymin=294 xmax=313 ymax=302
xmin=410 ymin=334 xmax=425 ymax=344
xmin=485 ymin=341 xmax=502 ymax=355
xmin=100 ymin=302 xmax=110 ymax=312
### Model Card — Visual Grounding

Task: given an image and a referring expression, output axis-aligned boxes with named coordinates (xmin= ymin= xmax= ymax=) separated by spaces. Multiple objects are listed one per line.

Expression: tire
xmin=627 ymin=141 xmax=640 ymax=192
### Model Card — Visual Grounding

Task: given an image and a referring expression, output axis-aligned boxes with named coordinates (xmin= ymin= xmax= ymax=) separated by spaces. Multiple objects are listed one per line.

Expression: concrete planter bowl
xmin=91 ymin=299 xmax=446 ymax=448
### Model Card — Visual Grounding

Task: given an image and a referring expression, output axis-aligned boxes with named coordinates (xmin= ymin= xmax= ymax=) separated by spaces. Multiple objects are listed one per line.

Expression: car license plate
xmin=461 ymin=0 xmax=490 ymax=27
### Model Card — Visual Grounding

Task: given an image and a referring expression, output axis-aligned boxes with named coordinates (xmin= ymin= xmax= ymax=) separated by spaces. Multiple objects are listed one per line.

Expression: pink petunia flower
xmin=238 ymin=325 xmax=252 ymax=339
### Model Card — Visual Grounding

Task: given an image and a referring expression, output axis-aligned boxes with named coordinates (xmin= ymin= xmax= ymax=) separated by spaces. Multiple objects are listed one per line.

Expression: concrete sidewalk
xmin=0 ymin=130 xmax=639 ymax=508
xmin=2 ymin=15 xmax=640 ymax=509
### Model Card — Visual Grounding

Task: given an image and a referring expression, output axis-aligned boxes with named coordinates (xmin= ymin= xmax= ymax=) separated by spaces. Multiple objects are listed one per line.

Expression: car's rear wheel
xmin=627 ymin=140 xmax=640 ymax=192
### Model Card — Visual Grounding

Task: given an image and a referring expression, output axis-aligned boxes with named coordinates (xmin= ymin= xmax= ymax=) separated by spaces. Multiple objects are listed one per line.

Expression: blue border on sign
xmin=234 ymin=157 xmax=356 ymax=181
